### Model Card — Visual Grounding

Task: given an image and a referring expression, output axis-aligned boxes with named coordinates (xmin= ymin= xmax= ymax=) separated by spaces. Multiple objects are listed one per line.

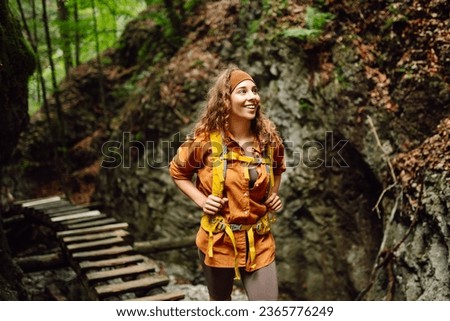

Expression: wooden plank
xmin=46 ymin=202 xmax=102 ymax=216
xmin=95 ymin=275 xmax=169 ymax=299
xmin=51 ymin=210 xmax=101 ymax=222
xmin=71 ymin=245 xmax=134 ymax=261
xmin=61 ymin=214 xmax=109 ymax=225
xmin=78 ymin=254 xmax=147 ymax=270
xmin=129 ymin=292 xmax=185 ymax=301
xmin=14 ymin=252 xmax=65 ymax=272
xmin=57 ymin=223 xmax=128 ymax=237
xmin=66 ymin=236 xmax=125 ymax=252
xmin=45 ymin=205 xmax=90 ymax=216
xmin=49 ymin=208 xmax=94 ymax=218
xmin=85 ymin=262 xmax=156 ymax=283
xmin=62 ymin=229 xmax=129 ymax=244
xmin=66 ymin=217 xmax=117 ymax=230
xmin=21 ymin=196 xmax=61 ymax=207
xmin=29 ymin=200 xmax=70 ymax=210
xmin=14 ymin=196 xmax=53 ymax=205
xmin=2 ymin=214 xmax=25 ymax=227
xmin=60 ymin=214 xmax=108 ymax=226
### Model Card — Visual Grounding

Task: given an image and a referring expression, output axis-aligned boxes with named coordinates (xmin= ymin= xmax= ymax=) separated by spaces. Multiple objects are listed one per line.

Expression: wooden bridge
xmin=11 ymin=196 xmax=186 ymax=301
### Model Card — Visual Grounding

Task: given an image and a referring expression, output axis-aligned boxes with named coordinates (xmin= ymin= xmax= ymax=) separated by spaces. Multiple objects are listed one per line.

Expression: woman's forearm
xmin=272 ymin=175 xmax=282 ymax=194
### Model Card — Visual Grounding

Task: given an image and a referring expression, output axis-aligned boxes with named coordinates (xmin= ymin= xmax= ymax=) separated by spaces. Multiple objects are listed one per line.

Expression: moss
xmin=334 ymin=65 xmax=350 ymax=89
xmin=299 ymin=98 xmax=314 ymax=111
xmin=282 ymin=6 xmax=334 ymax=42
xmin=0 ymin=3 xmax=35 ymax=79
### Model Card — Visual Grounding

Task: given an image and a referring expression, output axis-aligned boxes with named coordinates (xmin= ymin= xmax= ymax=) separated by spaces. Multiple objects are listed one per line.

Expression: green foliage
xmin=242 ymin=0 xmax=288 ymax=49
xmin=18 ymin=0 xmax=147 ymax=115
xmin=305 ymin=6 xmax=334 ymax=30
xmin=313 ymin=0 xmax=326 ymax=6
xmin=183 ymin=0 xmax=202 ymax=12
xmin=21 ymin=0 xmax=202 ymax=114
xmin=145 ymin=8 xmax=175 ymax=39
xmin=262 ymin=0 xmax=271 ymax=12
xmin=283 ymin=27 xmax=321 ymax=40
xmin=382 ymin=5 xmax=408 ymax=33
xmin=298 ymin=98 xmax=314 ymax=111
xmin=283 ymin=6 xmax=334 ymax=41
xmin=334 ymin=65 xmax=350 ymax=89
xmin=143 ymin=0 xmax=200 ymax=46
xmin=246 ymin=18 xmax=261 ymax=48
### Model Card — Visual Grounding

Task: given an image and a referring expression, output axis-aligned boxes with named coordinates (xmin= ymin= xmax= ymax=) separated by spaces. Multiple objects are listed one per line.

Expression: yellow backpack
xmin=200 ymin=131 xmax=276 ymax=279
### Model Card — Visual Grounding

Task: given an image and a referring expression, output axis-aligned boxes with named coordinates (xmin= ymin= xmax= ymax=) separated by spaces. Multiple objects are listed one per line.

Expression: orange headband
xmin=229 ymin=70 xmax=255 ymax=93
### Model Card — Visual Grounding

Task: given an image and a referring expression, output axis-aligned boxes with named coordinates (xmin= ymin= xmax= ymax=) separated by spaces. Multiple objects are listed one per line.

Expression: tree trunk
xmin=0 ymin=0 xmax=35 ymax=300
xmin=73 ymin=0 xmax=80 ymax=66
xmin=56 ymin=0 xmax=73 ymax=76
xmin=14 ymin=251 xmax=65 ymax=272
xmin=42 ymin=0 xmax=65 ymax=139
xmin=16 ymin=0 xmax=52 ymax=133
xmin=90 ymin=0 xmax=107 ymax=125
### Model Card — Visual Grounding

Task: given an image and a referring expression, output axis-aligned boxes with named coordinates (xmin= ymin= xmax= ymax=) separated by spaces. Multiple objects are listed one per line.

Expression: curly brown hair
xmin=191 ymin=67 xmax=282 ymax=147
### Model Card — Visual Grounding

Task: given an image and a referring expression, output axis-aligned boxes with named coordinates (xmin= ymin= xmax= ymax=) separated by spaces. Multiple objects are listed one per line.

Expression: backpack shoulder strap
xmin=267 ymin=144 xmax=275 ymax=190
xmin=210 ymin=131 xmax=226 ymax=197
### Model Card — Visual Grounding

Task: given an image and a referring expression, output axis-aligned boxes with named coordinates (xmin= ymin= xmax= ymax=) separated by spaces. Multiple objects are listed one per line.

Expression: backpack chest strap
xmin=222 ymin=151 xmax=271 ymax=165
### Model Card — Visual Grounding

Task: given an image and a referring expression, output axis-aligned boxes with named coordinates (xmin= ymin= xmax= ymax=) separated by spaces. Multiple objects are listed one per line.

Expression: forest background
xmin=0 ymin=0 xmax=449 ymax=300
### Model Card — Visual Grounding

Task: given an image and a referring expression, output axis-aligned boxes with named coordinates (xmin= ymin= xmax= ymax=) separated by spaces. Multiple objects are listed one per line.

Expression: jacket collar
xmin=222 ymin=130 xmax=263 ymax=154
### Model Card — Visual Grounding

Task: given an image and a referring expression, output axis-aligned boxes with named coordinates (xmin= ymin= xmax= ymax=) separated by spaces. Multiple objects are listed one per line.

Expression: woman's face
xmin=229 ymin=80 xmax=260 ymax=122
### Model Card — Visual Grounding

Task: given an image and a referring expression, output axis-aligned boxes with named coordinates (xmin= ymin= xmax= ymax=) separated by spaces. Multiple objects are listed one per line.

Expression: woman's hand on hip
xmin=202 ymin=194 xmax=228 ymax=215
xmin=265 ymin=193 xmax=283 ymax=212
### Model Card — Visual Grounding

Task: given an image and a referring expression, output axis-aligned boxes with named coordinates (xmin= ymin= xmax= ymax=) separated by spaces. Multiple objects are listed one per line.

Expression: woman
xmin=169 ymin=67 xmax=285 ymax=300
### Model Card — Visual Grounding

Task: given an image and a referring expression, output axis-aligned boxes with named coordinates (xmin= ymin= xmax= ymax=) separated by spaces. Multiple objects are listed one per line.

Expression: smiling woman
xmin=169 ymin=67 xmax=286 ymax=301
xmin=229 ymin=77 xmax=260 ymax=123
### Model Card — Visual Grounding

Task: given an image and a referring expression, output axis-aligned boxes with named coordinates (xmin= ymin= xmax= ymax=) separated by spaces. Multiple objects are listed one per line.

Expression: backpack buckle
xmin=229 ymin=223 xmax=242 ymax=231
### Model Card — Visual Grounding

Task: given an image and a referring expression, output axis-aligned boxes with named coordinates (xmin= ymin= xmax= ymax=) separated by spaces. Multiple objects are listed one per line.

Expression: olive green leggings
xmin=198 ymin=250 xmax=278 ymax=301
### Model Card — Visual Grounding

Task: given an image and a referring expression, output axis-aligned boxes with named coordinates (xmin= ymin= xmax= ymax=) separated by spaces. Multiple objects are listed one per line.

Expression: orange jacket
xmin=169 ymin=132 xmax=286 ymax=272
